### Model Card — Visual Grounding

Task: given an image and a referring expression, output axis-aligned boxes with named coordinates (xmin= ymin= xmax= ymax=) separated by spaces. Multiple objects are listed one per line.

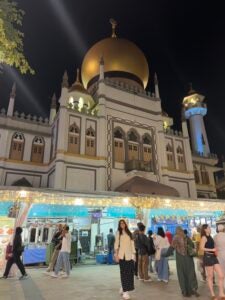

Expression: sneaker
xmin=50 ymin=273 xmax=58 ymax=278
xmin=157 ymin=279 xmax=162 ymax=282
xmin=122 ymin=292 xmax=131 ymax=300
xmin=60 ymin=274 xmax=68 ymax=278
xmin=139 ymin=278 xmax=144 ymax=281
xmin=19 ymin=274 xmax=28 ymax=280
xmin=162 ymin=280 xmax=168 ymax=283
xmin=59 ymin=271 xmax=65 ymax=275
xmin=0 ymin=276 xmax=7 ymax=279
xmin=144 ymin=278 xmax=153 ymax=282
xmin=119 ymin=287 xmax=123 ymax=295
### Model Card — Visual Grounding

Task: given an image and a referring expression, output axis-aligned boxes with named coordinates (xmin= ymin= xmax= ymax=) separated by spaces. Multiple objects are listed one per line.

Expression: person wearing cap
xmin=214 ymin=224 xmax=225 ymax=276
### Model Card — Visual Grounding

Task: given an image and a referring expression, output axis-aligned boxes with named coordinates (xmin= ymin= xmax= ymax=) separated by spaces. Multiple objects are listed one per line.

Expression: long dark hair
xmin=15 ymin=227 xmax=23 ymax=235
xmin=201 ymin=224 xmax=209 ymax=237
xmin=157 ymin=227 xmax=165 ymax=238
xmin=118 ymin=219 xmax=133 ymax=240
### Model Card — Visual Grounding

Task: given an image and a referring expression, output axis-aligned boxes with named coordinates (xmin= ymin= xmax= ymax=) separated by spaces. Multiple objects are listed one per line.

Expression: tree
xmin=0 ymin=0 xmax=34 ymax=74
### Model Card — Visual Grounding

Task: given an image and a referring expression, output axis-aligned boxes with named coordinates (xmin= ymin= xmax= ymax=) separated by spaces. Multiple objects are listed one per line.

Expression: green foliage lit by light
xmin=0 ymin=0 xmax=34 ymax=74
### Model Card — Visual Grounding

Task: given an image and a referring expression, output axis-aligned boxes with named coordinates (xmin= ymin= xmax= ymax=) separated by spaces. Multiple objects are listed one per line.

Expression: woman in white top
xmin=114 ymin=219 xmax=136 ymax=300
xmin=153 ymin=227 xmax=170 ymax=283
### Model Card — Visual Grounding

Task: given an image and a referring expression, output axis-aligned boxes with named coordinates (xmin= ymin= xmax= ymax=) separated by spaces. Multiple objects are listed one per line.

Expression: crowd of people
xmin=114 ymin=220 xmax=225 ymax=300
xmin=2 ymin=221 xmax=225 ymax=300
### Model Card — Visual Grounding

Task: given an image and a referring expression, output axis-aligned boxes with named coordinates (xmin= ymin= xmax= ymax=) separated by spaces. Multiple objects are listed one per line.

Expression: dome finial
xmin=188 ymin=82 xmax=195 ymax=95
xmin=110 ymin=18 xmax=117 ymax=38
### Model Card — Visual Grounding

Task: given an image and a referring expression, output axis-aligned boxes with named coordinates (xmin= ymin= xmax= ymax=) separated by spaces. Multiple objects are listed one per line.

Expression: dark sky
xmin=1 ymin=0 xmax=225 ymax=157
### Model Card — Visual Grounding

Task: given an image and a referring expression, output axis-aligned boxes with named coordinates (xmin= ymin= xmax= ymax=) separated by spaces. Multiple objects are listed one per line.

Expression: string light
xmin=0 ymin=189 xmax=224 ymax=214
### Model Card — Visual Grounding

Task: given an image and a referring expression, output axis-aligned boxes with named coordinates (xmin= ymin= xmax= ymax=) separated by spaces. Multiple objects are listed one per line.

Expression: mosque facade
xmin=0 ymin=21 xmax=220 ymax=200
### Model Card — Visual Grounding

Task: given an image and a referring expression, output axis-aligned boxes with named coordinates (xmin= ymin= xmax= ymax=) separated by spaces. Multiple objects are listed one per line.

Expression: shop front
xmin=0 ymin=187 xmax=225 ymax=269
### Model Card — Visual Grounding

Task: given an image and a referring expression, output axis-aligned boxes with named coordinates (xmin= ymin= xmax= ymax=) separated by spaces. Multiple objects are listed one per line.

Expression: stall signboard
xmin=0 ymin=217 xmax=15 ymax=270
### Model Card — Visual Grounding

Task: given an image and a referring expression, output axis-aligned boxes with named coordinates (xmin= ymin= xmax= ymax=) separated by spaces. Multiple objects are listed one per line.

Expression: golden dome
xmin=81 ymin=30 xmax=149 ymax=89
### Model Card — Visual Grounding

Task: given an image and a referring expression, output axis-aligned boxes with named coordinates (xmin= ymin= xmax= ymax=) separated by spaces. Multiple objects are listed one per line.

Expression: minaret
xmin=59 ymin=71 xmax=69 ymax=106
xmin=182 ymin=84 xmax=210 ymax=155
xmin=99 ymin=56 xmax=104 ymax=81
xmin=154 ymin=73 xmax=160 ymax=98
xmin=7 ymin=82 xmax=16 ymax=116
xmin=49 ymin=93 xmax=57 ymax=124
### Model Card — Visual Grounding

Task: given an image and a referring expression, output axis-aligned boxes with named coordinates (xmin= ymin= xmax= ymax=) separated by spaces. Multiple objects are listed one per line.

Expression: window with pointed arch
xmin=9 ymin=132 xmax=25 ymax=161
xmin=85 ymin=126 xmax=96 ymax=156
xmin=201 ymin=165 xmax=210 ymax=185
xmin=177 ymin=145 xmax=186 ymax=171
xmin=127 ymin=129 xmax=139 ymax=161
xmin=68 ymin=123 xmax=80 ymax=154
xmin=31 ymin=136 xmax=45 ymax=163
xmin=194 ymin=165 xmax=200 ymax=184
xmin=142 ymin=134 xmax=152 ymax=163
xmin=113 ymin=128 xmax=125 ymax=162
xmin=166 ymin=143 xmax=175 ymax=169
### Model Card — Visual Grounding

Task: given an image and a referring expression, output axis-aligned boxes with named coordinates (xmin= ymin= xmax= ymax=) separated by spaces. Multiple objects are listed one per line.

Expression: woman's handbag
xmin=161 ymin=246 xmax=174 ymax=257
xmin=5 ymin=244 xmax=13 ymax=260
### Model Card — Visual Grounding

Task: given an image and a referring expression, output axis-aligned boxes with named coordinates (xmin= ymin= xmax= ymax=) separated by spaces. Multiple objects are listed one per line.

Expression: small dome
xmin=81 ymin=20 xmax=149 ymax=89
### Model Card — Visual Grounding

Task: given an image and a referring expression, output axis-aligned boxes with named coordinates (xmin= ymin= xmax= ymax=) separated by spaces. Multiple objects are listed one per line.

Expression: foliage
xmin=0 ymin=0 xmax=34 ymax=74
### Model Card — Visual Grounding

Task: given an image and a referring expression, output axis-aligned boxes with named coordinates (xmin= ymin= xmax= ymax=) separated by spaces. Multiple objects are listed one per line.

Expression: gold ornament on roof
xmin=110 ymin=18 xmax=117 ymax=38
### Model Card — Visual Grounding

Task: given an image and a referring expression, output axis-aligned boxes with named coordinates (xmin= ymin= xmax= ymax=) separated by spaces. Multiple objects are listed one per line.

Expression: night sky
xmin=1 ymin=0 xmax=225 ymax=158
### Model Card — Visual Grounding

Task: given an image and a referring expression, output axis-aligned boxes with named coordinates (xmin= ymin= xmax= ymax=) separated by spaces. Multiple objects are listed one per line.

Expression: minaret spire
xmin=7 ymin=82 xmax=16 ymax=116
xmin=62 ymin=71 xmax=69 ymax=88
xmin=75 ymin=68 xmax=80 ymax=83
xmin=49 ymin=93 xmax=57 ymax=124
xmin=99 ymin=55 xmax=104 ymax=81
xmin=154 ymin=73 xmax=160 ymax=98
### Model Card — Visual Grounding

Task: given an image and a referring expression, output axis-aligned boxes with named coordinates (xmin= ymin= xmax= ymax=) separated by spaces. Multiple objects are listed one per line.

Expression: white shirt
xmin=61 ymin=232 xmax=71 ymax=253
xmin=154 ymin=235 xmax=170 ymax=249
xmin=114 ymin=231 xmax=135 ymax=261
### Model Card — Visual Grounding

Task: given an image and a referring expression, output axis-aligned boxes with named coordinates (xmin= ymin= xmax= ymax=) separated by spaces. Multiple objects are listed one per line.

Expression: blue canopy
xmin=150 ymin=208 xmax=188 ymax=217
xmin=0 ymin=201 xmax=13 ymax=216
xmin=28 ymin=204 xmax=88 ymax=218
xmin=107 ymin=207 xmax=136 ymax=218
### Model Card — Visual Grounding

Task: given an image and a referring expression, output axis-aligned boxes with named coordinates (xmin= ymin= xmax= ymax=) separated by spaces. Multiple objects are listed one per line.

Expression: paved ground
xmin=0 ymin=261 xmax=219 ymax=300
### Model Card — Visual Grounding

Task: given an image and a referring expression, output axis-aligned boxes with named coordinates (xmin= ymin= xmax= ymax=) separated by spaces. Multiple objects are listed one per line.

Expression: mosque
xmin=0 ymin=19 xmax=220 ymax=200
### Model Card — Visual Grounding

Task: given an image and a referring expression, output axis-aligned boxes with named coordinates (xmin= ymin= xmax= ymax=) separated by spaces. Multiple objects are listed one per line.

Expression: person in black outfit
xmin=147 ymin=230 xmax=155 ymax=273
xmin=133 ymin=222 xmax=143 ymax=278
xmin=136 ymin=224 xmax=152 ymax=281
xmin=200 ymin=224 xmax=225 ymax=300
xmin=2 ymin=227 xmax=27 ymax=279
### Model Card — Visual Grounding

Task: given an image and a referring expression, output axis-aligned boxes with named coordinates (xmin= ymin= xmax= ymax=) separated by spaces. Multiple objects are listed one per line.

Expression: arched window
xmin=177 ymin=146 xmax=186 ymax=171
xmin=127 ymin=129 xmax=139 ymax=160
xmin=194 ymin=165 xmax=200 ymax=184
xmin=142 ymin=134 xmax=152 ymax=163
xmin=201 ymin=165 xmax=210 ymax=185
xmin=85 ymin=127 xmax=96 ymax=156
xmin=114 ymin=128 xmax=125 ymax=162
xmin=68 ymin=123 xmax=80 ymax=154
xmin=166 ymin=143 xmax=175 ymax=169
xmin=31 ymin=136 xmax=45 ymax=163
xmin=9 ymin=132 xmax=25 ymax=161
